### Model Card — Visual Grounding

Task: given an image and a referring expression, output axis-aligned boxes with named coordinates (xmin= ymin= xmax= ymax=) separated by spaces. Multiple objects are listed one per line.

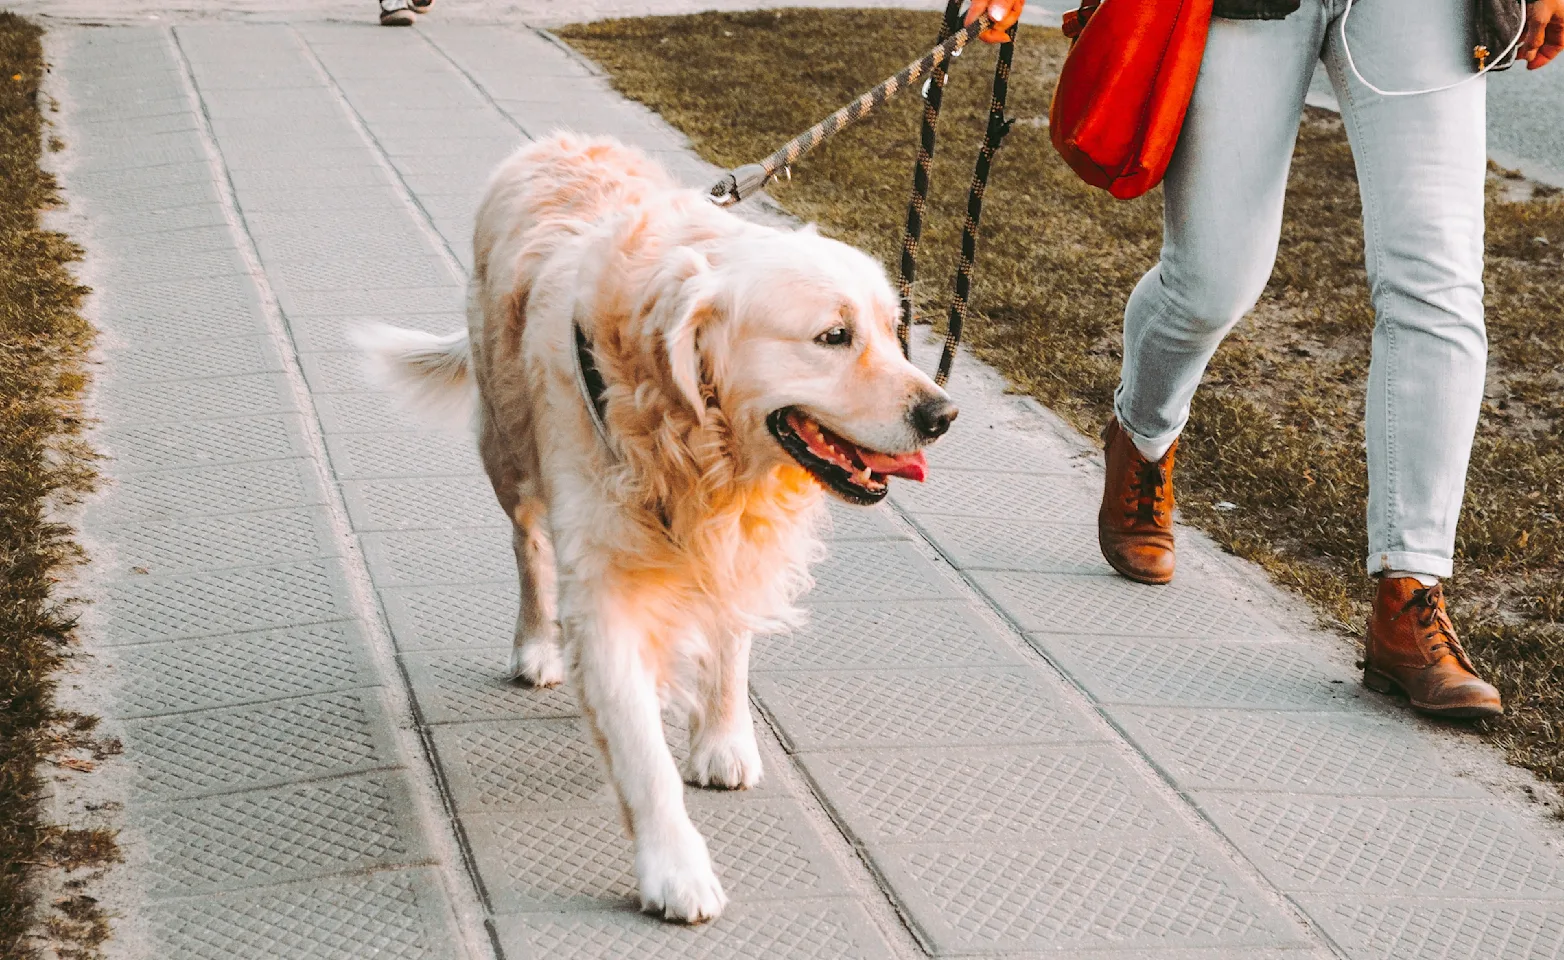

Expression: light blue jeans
xmin=1114 ymin=0 xmax=1488 ymax=578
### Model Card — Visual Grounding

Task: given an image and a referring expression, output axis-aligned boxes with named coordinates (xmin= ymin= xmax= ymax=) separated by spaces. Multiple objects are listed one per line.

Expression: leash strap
xmin=709 ymin=13 xmax=992 ymax=206
xmin=896 ymin=1 xmax=965 ymax=359
xmin=896 ymin=8 xmax=1016 ymax=387
xmin=710 ymin=10 xmax=1017 ymax=389
xmin=936 ymin=22 xmax=1015 ymax=387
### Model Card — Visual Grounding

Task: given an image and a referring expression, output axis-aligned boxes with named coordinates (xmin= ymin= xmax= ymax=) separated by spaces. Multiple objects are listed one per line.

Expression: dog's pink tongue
xmin=859 ymin=449 xmax=928 ymax=483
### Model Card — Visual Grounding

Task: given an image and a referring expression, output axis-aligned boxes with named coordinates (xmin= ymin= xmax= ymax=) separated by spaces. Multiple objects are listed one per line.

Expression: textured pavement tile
xmin=103 ymin=335 xmax=285 ymax=384
xmin=1299 ymin=896 xmax=1564 ymax=960
xmin=298 ymin=350 xmax=376 ymax=394
xmin=360 ymin=528 xmax=514 ymax=587
xmin=750 ymin=600 xmax=1022 ymax=671
xmin=82 ymin=458 xmax=326 ymax=526
xmin=97 ymin=413 xmax=315 ymax=473
xmin=250 ymin=217 xmax=435 ymax=258
xmin=1198 ymin=795 xmax=1564 ymax=898
xmin=380 ymin=583 xmax=519 ymax=650
xmin=314 ymin=392 xmax=424 ymax=435
xmin=68 ymin=180 xmax=218 ymax=219
xmin=923 ymin=423 xmax=1082 ymax=474
xmin=88 ymin=219 xmax=237 ymax=265
xmin=66 ymin=160 xmax=214 ymax=194
xmin=401 ymin=650 xmax=578 ymax=723
xmin=95 ymin=244 xmax=247 ymax=289
xmin=275 ymin=285 xmax=464 ymax=319
xmin=435 ymin=714 xmax=786 ymax=814
xmin=88 ymin=202 xmax=231 ymax=239
xmin=94 ymin=277 xmax=269 ymax=343
xmin=467 ymin=797 xmax=849 ymax=913
xmin=1031 ymin=635 xmax=1360 ymax=709
xmin=420 ymin=25 xmax=599 ymax=78
xmin=97 ymin=560 xmax=353 ymax=644
xmin=433 ymin=718 xmax=607 ymax=812
xmin=133 ymin=773 xmax=430 ymax=899
xmin=72 ymin=113 xmax=201 ymax=142
xmin=340 ymin=477 xmax=507 ymax=531
xmin=287 ymin=311 xmax=465 ymax=353
xmin=216 ymin=145 xmax=375 ymax=171
xmin=228 ymin=164 xmax=387 ymax=191
xmin=120 ymin=689 xmax=398 ymax=802
xmin=251 ymin=228 xmax=432 ymax=267
xmin=264 ymin=252 xmax=454 ymax=294
xmin=101 ymin=621 xmax=375 ymax=719
xmin=104 ymin=372 xmax=300 ymax=426
xmin=911 ymin=515 xmax=1108 ymax=574
xmin=493 ymin=900 xmax=895 ymax=960
xmin=797 ymin=745 xmax=1176 ymax=845
xmin=143 ymin=868 xmax=460 ymax=960
xmin=890 ymin=468 xmax=1098 ymax=519
xmin=822 ymin=502 xmax=906 ymax=541
xmin=94 ymin=507 xmax=339 ymax=576
xmin=1113 ymin=708 xmax=1482 ymax=797
xmin=806 ymin=541 xmax=964 ymax=603
xmin=974 ymin=570 xmax=1286 ymax=638
xmin=751 ymin=667 xmax=1102 ymax=750
xmin=324 ymin=431 xmax=483 ymax=480
xmin=872 ymin=835 xmax=1307 ymax=956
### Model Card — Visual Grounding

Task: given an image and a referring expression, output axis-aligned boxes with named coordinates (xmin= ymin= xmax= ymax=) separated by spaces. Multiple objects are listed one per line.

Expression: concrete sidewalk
xmin=38 ymin=16 xmax=1564 ymax=960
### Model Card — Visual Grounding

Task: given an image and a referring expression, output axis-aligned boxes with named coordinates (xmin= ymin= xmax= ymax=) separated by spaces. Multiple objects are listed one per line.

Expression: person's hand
xmin=1518 ymin=0 xmax=1564 ymax=70
xmin=964 ymin=1 xmax=1024 ymax=44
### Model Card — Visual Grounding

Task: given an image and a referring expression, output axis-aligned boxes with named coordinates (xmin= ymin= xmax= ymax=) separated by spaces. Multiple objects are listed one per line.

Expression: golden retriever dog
xmin=358 ymin=133 xmax=956 ymax=923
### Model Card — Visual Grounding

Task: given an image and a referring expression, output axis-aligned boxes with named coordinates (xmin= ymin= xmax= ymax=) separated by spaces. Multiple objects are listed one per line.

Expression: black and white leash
xmin=709 ymin=3 xmax=1017 ymax=387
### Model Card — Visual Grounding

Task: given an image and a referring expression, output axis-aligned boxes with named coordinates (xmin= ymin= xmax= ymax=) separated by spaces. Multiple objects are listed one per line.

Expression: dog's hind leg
xmin=683 ymin=629 xmax=762 ymax=790
xmin=569 ymin=591 xmax=727 ymax=923
xmin=507 ymin=496 xmax=563 ymax=687
xmin=476 ymin=409 xmax=563 ymax=687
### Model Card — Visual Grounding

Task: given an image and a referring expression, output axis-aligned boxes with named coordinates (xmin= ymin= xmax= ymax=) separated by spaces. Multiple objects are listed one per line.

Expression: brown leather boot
xmin=1363 ymin=578 xmax=1502 ymax=719
xmin=1098 ymin=419 xmax=1177 ymax=585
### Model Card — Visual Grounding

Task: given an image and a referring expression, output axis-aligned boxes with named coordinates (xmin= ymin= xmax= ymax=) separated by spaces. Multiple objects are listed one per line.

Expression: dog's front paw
xmin=683 ymin=727 xmax=763 ymax=790
xmin=508 ymin=638 xmax=566 ymax=688
xmin=636 ymin=828 xmax=728 ymax=924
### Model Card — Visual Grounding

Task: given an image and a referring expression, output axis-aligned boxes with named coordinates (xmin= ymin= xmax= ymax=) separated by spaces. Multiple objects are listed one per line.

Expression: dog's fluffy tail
xmin=353 ymin=323 xmax=476 ymax=427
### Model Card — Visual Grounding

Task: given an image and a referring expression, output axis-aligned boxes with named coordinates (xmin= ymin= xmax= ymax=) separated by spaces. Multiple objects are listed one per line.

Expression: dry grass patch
xmin=560 ymin=10 xmax=1564 ymax=783
xmin=0 ymin=12 xmax=116 ymax=959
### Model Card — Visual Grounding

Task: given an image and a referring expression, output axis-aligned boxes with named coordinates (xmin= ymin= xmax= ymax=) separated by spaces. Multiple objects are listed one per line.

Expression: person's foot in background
xmin=410 ymin=0 xmax=434 ymax=12
xmin=379 ymin=0 xmax=415 ymax=25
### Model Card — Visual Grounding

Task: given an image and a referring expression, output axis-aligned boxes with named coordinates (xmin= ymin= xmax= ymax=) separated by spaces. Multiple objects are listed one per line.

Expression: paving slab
xmin=37 ymin=11 xmax=1564 ymax=960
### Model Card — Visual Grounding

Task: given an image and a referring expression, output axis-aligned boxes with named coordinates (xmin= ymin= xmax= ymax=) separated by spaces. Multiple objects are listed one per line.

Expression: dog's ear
xmin=796 ymin=222 xmax=821 ymax=236
xmin=660 ymin=249 xmax=716 ymax=421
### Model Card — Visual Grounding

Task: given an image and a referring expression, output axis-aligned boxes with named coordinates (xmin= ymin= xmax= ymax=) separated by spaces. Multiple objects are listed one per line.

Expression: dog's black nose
xmin=912 ymin=396 xmax=958 ymax=441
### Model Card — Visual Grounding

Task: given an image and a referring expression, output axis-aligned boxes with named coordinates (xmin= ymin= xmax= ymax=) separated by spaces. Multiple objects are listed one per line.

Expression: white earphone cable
xmin=1339 ymin=0 xmax=1528 ymax=97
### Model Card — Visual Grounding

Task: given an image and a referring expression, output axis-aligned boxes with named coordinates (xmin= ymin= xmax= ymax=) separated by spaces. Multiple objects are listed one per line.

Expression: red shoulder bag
xmin=1049 ymin=0 xmax=1215 ymax=200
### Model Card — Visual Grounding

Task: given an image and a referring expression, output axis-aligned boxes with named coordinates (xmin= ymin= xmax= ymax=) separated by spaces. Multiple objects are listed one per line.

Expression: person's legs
xmin=1102 ymin=3 xmax=1328 ymax=583
xmin=1321 ymin=0 xmax=1500 ymax=716
xmin=379 ymin=0 xmax=416 ymax=26
xmin=1115 ymin=5 xmax=1329 ymax=458
xmin=1322 ymin=0 xmax=1488 ymax=581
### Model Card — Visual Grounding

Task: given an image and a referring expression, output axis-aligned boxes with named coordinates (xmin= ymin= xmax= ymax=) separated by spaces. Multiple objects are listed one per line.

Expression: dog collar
xmin=572 ymin=321 xmax=613 ymax=450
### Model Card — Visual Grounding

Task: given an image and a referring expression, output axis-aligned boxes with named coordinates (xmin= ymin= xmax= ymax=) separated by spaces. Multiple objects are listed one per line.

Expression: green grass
xmin=559 ymin=10 xmax=1564 ymax=783
xmin=0 ymin=12 xmax=112 ymax=959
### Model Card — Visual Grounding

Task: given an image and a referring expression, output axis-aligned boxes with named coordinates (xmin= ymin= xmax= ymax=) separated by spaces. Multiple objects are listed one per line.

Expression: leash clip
xmin=708 ymin=162 xmax=772 ymax=206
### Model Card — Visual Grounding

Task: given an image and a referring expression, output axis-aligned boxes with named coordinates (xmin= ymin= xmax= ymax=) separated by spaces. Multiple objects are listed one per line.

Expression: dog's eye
xmin=815 ymin=326 xmax=852 ymax=347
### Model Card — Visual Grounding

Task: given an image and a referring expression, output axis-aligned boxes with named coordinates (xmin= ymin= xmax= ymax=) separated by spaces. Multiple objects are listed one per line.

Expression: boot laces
xmin=1123 ymin=458 xmax=1166 ymax=526
xmin=1401 ymin=584 xmax=1476 ymax=671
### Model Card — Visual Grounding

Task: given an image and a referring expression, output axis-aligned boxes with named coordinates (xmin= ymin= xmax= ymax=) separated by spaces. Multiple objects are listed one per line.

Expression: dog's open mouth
xmin=768 ymin=408 xmax=927 ymax=505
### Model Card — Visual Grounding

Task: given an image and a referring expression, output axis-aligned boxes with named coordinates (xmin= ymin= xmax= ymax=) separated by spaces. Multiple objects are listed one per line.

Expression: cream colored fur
xmin=359 ymin=133 xmax=948 ymax=923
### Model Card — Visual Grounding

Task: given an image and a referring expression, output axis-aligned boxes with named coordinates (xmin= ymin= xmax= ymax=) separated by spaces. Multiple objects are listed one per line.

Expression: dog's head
xmin=648 ymin=223 xmax=956 ymax=505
